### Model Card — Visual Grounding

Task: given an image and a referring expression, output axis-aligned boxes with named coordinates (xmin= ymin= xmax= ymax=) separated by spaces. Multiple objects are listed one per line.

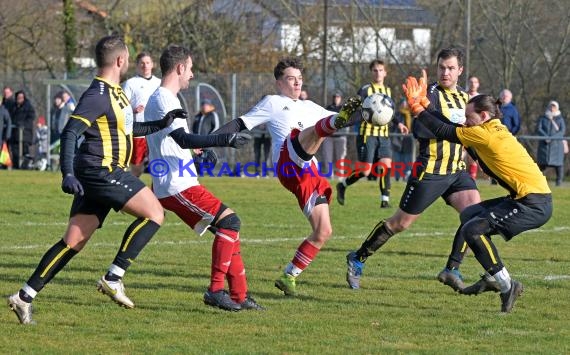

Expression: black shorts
xmin=356 ymin=135 xmax=392 ymax=163
xmin=460 ymin=193 xmax=552 ymax=240
xmin=70 ymin=166 xmax=146 ymax=227
xmin=399 ymin=170 xmax=477 ymax=214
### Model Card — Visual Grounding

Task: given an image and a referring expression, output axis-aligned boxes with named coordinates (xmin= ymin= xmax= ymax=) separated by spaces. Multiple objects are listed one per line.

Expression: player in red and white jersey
xmin=144 ymin=45 xmax=260 ymax=311
xmin=122 ymin=52 xmax=161 ymax=177
xmin=215 ymin=57 xmax=362 ymax=296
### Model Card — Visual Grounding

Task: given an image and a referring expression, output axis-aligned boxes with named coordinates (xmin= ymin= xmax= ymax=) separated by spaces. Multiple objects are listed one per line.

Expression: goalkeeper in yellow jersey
xmin=402 ymin=71 xmax=552 ymax=312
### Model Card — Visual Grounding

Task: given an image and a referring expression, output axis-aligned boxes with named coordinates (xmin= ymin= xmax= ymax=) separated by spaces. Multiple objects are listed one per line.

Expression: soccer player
xmin=7 ymin=35 xmax=187 ymax=325
xmin=404 ymin=74 xmax=552 ymax=312
xmin=336 ymin=60 xmax=408 ymax=209
xmin=346 ymin=48 xmax=481 ymax=290
xmin=144 ymin=44 xmax=262 ymax=311
xmin=215 ymin=57 xmax=362 ymax=296
xmin=122 ymin=52 xmax=161 ymax=177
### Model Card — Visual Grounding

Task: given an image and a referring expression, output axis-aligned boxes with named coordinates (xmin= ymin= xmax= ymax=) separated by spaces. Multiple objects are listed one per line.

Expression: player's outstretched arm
xmin=212 ymin=117 xmax=248 ymax=134
xmin=169 ymin=128 xmax=252 ymax=149
xmin=133 ymin=109 xmax=188 ymax=137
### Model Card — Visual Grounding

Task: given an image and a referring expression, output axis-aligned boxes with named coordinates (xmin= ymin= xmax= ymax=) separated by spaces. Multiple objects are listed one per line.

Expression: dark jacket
xmin=500 ymin=102 xmax=521 ymax=135
xmin=0 ymin=105 xmax=12 ymax=147
xmin=192 ymin=111 xmax=220 ymax=135
xmin=536 ymin=114 xmax=566 ymax=166
xmin=11 ymin=96 xmax=36 ymax=144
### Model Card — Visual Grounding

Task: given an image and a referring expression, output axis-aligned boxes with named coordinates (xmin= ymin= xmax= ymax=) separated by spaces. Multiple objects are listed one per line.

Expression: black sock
xmin=380 ymin=167 xmax=391 ymax=198
xmin=446 ymin=225 xmax=468 ymax=269
xmin=111 ymin=217 xmax=160 ymax=271
xmin=345 ymin=170 xmax=363 ymax=186
xmin=25 ymin=239 xmax=78 ymax=294
xmin=355 ymin=220 xmax=394 ymax=262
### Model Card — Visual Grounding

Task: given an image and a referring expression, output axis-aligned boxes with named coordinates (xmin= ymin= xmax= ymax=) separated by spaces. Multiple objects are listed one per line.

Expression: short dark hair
xmin=95 ymin=35 xmax=127 ymax=68
xmin=369 ymin=59 xmax=385 ymax=70
xmin=274 ymin=57 xmax=303 ymax=80
xmin=468 ymin=94 xmax=503 ymax=119
xmin=159 ymin=45 xmax=192 ymax=76
xmin=437 ymin=47 xmax=464 ymax=67
xmin=135 ymin=51 xmax=153 ymax=64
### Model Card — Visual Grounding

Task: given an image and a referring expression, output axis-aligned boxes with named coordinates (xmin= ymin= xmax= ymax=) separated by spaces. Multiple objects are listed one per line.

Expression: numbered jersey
xmin=70 ymin=76 xmax=134 ymax=170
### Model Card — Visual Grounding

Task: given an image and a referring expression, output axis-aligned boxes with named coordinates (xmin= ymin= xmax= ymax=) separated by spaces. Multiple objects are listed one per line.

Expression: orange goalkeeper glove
xmin=402 ymin=69 xmax=430 ymax=116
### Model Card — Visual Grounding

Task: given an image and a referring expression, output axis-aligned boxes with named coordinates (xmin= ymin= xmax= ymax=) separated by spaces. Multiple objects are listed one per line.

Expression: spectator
xmin=499 ymin=89 xmax=521 ymax=135
xmin=122 ymin=52 xmax=161 ymax=177
xmin=0 ymin=102 xmax=11 ymax=168
xmin=251 ymin=122 xmax=271 ymax=176
xmin=50 ymin=92 xmax=73 ymax=144
xmin=2 ymin=86 xmax=16 ymax=115
xmin=192 ymin=99 xmax=220 ymax=135
xmin=536 ymin=100 xmax=566 ymax=186
xmin=467 ymin=75 xmax=481 ymax=98
xmin=391 ymin=99 xmax=413 ymax=181
xmin=61 ymin=90 xmax=76 ymax=112
xmin=33 ymin=116 xmax=49 ymax=171
xmin=320 ymin=92 xmax=347 ymax=178
xmin=9 ymin=90 xmax=36 ymax=169
xmin=299 ymin=89 xmax=309 ymax=101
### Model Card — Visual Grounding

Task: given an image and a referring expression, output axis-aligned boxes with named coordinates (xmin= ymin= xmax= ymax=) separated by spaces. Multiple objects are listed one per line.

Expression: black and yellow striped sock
xmin=110 ymin=217 xmax=160 ymax=273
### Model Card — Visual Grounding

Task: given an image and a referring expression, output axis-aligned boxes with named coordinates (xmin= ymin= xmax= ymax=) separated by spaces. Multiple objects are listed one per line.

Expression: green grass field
xmin=1 ymin=171 xmax=569 ymax=354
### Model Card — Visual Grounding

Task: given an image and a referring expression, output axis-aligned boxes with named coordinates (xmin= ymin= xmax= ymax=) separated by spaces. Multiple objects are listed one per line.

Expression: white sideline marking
xmin=544 ymin=275 xmax=570 ymax=281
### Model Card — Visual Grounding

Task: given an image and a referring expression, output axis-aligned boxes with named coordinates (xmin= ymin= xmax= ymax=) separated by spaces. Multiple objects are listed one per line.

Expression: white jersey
xmin=240 ymin=95 xmax=336 ymax=163
xmin=145 ymin=87 xmax=199 ymax=198
xmin=122 ymin=75 xmax=161 ymax=122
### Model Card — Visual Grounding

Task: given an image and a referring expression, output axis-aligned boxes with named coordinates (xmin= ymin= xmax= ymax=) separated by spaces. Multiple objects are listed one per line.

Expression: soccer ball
xmin=361 ymin=93 xmax=395 ymax=126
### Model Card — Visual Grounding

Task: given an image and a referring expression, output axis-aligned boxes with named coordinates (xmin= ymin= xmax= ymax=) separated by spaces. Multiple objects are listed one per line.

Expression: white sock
xmin=108 ymin=264 xmax=126 ymax=278
xmin=492 ymin=267 xmax=511 ymax=293
xmin=22 ymin=283 xmax=38 ymax=299
xmin=284 ymin=263 xmax=302 ymax=277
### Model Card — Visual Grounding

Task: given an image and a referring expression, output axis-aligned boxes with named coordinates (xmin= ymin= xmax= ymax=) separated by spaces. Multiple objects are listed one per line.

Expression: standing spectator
xmin=33 ymin=116 xmax=49 ymax=171
xmin=2 ymin=86 xmax=16 ymax=115
xmin=320 ymin=92 xmax=347 ymax=178
xmin=192 ymin=99 xmax=220 ymax=135
xmin=0 ymin=102 xmax=11 ymax=168
xmin=61 ymin=90 xmax=76 ymax=112
xmin=536 ymin=100 xmax=566 ymax=186
xmin=122 ymin=52 xmax=161 ymax=177
xmin=299 ymin=89 xmax=309 ymax=101
xmin=9 ymin=90 xmax=36 ymax=169
xmin=336 ymin=59 xmax=408 ymax=208
xmin=466 ymin=75 xmax=481 ymax=98
xmin=499 ymin=89 xmax=521 ymax=135
xmin=251 ymin=122 xmax=271 ymax=176
xmin=50 ymin=92 xmax=73 ymax=144
xmin=391 ymin=99 xmax=413 ymax=181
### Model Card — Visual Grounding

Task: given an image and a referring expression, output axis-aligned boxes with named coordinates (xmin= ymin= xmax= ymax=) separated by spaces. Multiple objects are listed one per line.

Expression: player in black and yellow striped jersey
xmin=7 ymin=35 xmax=187 ymax=324
xmin=345 ymin=48 xmax=481 ymax=291
xmin=409 ymin=89 xmax=552 ymax=312
xmin=336 ymin=60 xmax=408 ymax=209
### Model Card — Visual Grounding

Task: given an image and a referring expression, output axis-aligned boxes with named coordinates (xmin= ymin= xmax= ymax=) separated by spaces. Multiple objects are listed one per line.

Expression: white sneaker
xmin=96 ymin=277 xmax=135 ymax=309
xmin=7 ymin=293 xmax=35 ymax=325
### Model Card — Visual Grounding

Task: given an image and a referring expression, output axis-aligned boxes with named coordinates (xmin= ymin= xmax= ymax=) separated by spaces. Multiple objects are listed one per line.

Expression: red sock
xmin=469 ymin=162 xmax=478 ymax=179
xmin=291 ymin=239 xmax=320 ymax=271
xmin=314 ymin=115 xmax=336 ymax=138
xmin=210 ymin=228 xmax=238 ymax=292
xmin=227 ymin=239 xmax=247 ymax=303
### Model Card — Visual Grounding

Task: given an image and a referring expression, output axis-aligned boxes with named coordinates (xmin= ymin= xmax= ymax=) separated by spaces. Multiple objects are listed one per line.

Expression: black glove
xmin=160 ymin=109 xmax=188 ymax=128
xmin=194 ymin=149 xmax=218 ymax=169
xmin=62 ymin=174 xmax=84 ymax=196
xmin=226 ymin=133 xmax=252 ymax=149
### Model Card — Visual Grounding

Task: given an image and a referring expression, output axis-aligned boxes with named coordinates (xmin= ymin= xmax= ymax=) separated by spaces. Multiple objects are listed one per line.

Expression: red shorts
xmin=277 ymin=129 xmax=332 ymax=218
xmin=159 ymin=185 xmax=222 ymax=236
xmin=130 ymin=137 xmax=147 ymax=165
